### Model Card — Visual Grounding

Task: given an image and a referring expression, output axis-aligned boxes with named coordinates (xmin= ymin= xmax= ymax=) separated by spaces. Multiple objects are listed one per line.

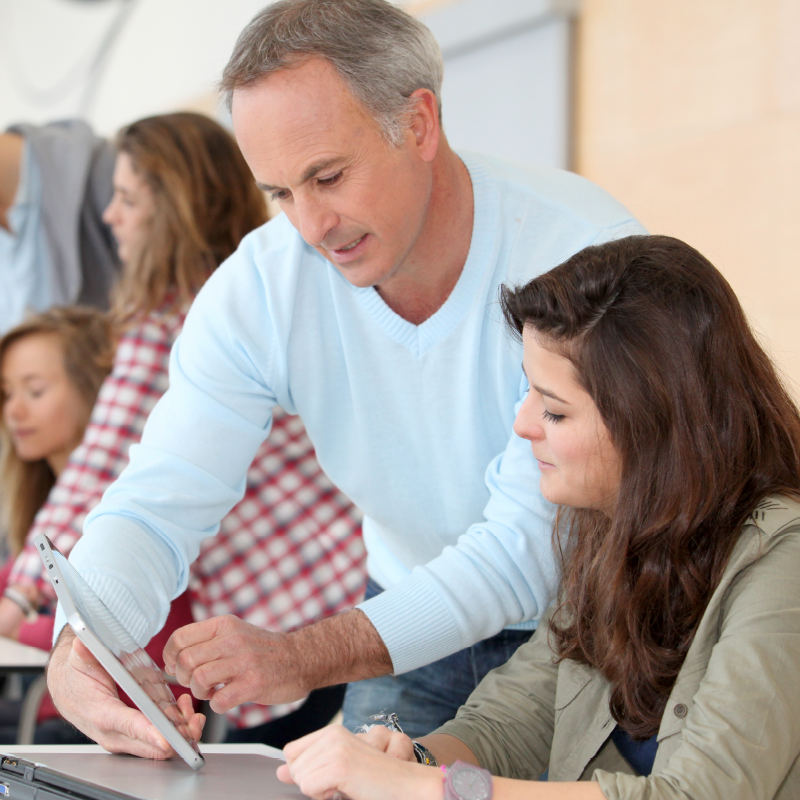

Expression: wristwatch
xmin=443 ymin=760 xmax=493 ymax=800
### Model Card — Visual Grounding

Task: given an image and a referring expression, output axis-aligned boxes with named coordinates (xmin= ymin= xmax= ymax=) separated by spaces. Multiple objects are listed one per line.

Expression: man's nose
xmin=294 ymin=195 xmax=338 ymax=247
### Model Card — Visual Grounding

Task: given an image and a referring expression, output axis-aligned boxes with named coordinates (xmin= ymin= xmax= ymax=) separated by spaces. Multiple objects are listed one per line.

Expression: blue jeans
xmin=342 ymin=579 xmax=533 ymax=739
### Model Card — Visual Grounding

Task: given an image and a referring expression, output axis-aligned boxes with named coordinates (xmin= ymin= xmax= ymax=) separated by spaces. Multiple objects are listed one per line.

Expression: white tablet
xmin=34 ymin=533 xmax=205 ymax=771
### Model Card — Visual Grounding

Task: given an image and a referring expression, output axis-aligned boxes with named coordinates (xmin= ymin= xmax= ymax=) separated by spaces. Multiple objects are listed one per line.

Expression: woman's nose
xmin=102 ymin=198 xmax=117 ymax=226
xmin=513 ymin=393 xmax=544 ymax=442
xmin=3 ymin=394 xmax=24 ymax=422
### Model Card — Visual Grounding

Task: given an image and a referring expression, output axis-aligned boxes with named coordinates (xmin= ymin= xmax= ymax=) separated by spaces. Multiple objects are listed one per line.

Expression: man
xmin=48 ymin=0 xmax=644 ymax=756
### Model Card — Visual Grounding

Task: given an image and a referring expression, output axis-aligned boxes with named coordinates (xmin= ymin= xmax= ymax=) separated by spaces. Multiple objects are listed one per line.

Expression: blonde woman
xmin=0 ymin=308 xmax=115 ymax=634
xmin=4 ymin=112 xmax=366 ymax=746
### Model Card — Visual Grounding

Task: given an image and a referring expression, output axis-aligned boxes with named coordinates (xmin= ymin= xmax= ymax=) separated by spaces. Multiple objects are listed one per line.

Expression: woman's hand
xmin=0 ymin=583 xmax=41 ymax=640
xmin=356 ymin=723 xmax=417 ymax=761
xmin=278 ymin=725 xmax=443 ymax=800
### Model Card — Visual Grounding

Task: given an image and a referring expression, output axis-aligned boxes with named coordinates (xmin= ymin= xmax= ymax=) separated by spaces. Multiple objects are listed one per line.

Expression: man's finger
xmin=170 ymin=636 xmax=235 ymax=688
xmin=163 ymin=617 xmax=231 ymax=673
xmin=71 ymin=638 xmax=102 ymax=668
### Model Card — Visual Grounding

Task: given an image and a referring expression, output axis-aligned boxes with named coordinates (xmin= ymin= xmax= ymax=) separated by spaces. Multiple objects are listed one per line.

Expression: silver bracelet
xmin=3 ymin=587 xmax=38 ymax=623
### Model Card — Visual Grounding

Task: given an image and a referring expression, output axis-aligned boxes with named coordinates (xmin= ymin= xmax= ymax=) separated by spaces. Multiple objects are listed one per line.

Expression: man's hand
xmin=48 ymin=626 xmax=204 ymax=758
xmin=163 ymin=609 xmax=392 ymax=714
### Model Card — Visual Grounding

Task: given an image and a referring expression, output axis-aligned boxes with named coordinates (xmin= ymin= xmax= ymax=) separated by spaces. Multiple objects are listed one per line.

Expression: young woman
xmin=276 ymin=234 xmax=800 ymax=799
xmin=0 ymin=307 xmax=115 ymax=636
xmin=2 ymin=112 xmax=366 ymax=745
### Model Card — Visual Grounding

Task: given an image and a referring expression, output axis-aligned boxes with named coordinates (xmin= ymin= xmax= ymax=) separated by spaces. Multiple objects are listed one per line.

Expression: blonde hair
xmin=110 ymin=112 xmax=268 ymax=325
xmin=0 ymin=307 xmax=115 ymax=555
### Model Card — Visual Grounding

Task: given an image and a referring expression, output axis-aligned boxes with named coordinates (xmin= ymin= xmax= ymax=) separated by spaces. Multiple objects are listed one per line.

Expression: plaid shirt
xmin=11 ymin=305 xmax=366 ymax=729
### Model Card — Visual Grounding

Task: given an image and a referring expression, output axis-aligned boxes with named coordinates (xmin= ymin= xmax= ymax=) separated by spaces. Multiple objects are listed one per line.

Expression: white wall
xmin=0 ymin=0 xmax=283 ymax=134
xmin=1 ymin=0 xmax=576 ymax=172
xmin=422 ymin=0 xmax=577 ymax=169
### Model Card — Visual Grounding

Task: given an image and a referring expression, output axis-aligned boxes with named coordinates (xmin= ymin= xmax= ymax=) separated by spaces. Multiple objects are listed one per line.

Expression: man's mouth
xmin=335 ymin=234 xmax=366 ymax=253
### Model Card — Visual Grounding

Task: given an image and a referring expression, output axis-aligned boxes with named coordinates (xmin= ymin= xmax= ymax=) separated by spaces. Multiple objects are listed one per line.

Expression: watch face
xmin=451 ymin=765 xmax=492 ymax=800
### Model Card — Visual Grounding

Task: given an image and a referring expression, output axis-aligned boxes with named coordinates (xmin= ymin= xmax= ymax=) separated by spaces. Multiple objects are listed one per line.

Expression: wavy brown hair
xmin=111 ymin=112 xmax=267 ymax=325
xmin=501 ymin=234 xmax=800 ymax=738
xmin=0 ymin=308 xmax=116 ymax=555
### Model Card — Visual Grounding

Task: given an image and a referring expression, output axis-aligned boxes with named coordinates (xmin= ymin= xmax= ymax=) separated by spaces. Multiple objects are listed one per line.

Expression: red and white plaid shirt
xmin=11 ymin=305 xmax=366 ymax=729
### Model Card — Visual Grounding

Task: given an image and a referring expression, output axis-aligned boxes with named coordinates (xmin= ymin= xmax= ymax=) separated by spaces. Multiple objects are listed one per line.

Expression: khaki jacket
xmin=435 ymin=496 xmax=800 ymax=799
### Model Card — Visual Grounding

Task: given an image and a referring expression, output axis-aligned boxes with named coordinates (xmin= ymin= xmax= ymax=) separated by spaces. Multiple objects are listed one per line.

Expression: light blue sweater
xmin=63 ymin=153 xmax=644 ymax=674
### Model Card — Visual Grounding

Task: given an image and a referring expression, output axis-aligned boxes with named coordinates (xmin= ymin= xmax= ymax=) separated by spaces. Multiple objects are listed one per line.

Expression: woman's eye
xmin=542 ymin=409 xmax=565 ymax=424
xmin=318 ymin=172 xmax=343 ymax=188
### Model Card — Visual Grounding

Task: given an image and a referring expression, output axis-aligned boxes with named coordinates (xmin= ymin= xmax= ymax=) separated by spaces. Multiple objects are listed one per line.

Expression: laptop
xmin=0 ymin=747 xmax=309 ymax=799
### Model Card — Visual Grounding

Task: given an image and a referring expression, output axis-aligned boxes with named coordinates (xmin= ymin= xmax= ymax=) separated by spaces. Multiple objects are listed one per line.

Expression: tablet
xmin=34 ymin=534 xmax=205 ymax=771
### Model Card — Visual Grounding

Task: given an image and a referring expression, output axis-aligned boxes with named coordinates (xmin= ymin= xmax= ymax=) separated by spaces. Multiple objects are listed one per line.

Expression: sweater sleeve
xmin=359 ymin=381 xmax=558 ymax=673
xmin=62 ymin=258 xmax=281 ymax=645
xmin=594 ymin=529 xmax=800 ymax=800
xmin=12 ymin=315 xmax=174 ymax=603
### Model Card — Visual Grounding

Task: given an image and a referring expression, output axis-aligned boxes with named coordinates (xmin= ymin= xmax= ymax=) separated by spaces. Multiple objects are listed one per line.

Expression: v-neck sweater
xmin=63 ymin=152 xmax=644 ymax=674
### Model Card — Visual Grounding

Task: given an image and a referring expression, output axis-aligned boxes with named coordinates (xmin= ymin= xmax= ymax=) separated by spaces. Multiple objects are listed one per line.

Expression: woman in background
xmin=1 ymin=112 xmax=366 ymax=746
xmin=0 ymin=307 xmax=114 ymax=633
xmin=0 ymin=307 xmax=125 ymax=743
xmin=277 ymin=235 xmax=800 ymax=799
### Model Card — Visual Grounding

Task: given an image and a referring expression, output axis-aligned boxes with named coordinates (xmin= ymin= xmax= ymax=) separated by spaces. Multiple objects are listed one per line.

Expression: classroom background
xmin=2 ymin=0 xmax=797 ymax=393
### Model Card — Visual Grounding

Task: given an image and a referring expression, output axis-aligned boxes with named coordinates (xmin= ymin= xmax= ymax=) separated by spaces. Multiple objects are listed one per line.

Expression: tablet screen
xmin=49 ymin=546 xmax=201 ymax=754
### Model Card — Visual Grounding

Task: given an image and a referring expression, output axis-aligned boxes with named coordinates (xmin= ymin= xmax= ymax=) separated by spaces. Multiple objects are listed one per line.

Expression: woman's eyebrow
xmin=521 ymin=364 xmax=570 ymax=404
xmin=533 ymin=384 xmax=570 ymax=404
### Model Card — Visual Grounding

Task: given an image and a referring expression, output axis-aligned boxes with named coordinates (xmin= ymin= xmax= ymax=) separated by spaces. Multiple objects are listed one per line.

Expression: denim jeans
xmin=342 ymin=578 xmax=533 ymax=739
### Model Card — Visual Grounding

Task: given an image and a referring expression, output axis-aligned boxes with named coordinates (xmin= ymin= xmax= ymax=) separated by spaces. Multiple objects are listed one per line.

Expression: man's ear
xmin=406 ymin=88 xmax=440 ymax=163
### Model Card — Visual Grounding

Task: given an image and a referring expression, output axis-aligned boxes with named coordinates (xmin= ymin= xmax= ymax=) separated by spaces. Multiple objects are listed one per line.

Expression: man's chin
xmin=322 ymin=257 xmax=386 ymax=289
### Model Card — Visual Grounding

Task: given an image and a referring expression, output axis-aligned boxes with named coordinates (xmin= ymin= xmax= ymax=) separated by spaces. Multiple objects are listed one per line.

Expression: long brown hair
xmin=0 ymin=308 xmax=115 ymax=554
xmin=110 ymin=112 xmax=267 ymax=324
xmin=501 ymin=235 xmax=800 ymax=738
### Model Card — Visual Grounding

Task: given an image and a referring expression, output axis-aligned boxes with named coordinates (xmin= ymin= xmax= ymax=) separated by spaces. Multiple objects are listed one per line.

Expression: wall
xmin=0 ymin=0 xmax=432 ymax=135
xmin=576 ymin=0 xmax=800 ymax=394
xmin=420 ymin=0 xmax=576 ymax=169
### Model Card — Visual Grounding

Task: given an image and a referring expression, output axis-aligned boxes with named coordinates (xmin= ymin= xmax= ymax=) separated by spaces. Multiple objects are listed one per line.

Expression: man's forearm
xmin=289 ymin=608 xmax=393 ymax=691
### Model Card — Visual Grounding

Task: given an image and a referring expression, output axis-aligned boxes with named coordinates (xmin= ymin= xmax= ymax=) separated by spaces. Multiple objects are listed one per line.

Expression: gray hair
xmin=220 ymin=0 xmax=444 ymax=146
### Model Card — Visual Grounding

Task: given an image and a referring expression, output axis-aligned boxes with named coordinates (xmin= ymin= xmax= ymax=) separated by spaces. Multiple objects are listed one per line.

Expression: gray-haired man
xmin=48 ymin=0 xmax=643 ymax=754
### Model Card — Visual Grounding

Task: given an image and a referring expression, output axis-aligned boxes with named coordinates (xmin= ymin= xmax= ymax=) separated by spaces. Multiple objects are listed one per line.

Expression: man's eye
xmin=318 ymin=172 xmax=342 ymax=187
xmin=269 ymin=190 xmax=290 ymax=202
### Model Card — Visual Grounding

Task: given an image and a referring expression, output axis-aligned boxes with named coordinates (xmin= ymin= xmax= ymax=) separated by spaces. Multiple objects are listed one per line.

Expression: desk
xmin=0 ymin=636 xmax=48 ymax=673
xmin=0 ymin=636 xmax=49 ymax=744
xmin=3 ymin=744 xmax=307 ymax=799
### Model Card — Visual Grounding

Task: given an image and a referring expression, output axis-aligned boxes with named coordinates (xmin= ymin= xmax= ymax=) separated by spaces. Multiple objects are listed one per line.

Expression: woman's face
xmin=514 ymin=328 xmax=621 ymax=514
xmin=1 ymin=333 xmax=87 ymax=475
xmin=102 ymin=152 xmax=156 ymax=264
